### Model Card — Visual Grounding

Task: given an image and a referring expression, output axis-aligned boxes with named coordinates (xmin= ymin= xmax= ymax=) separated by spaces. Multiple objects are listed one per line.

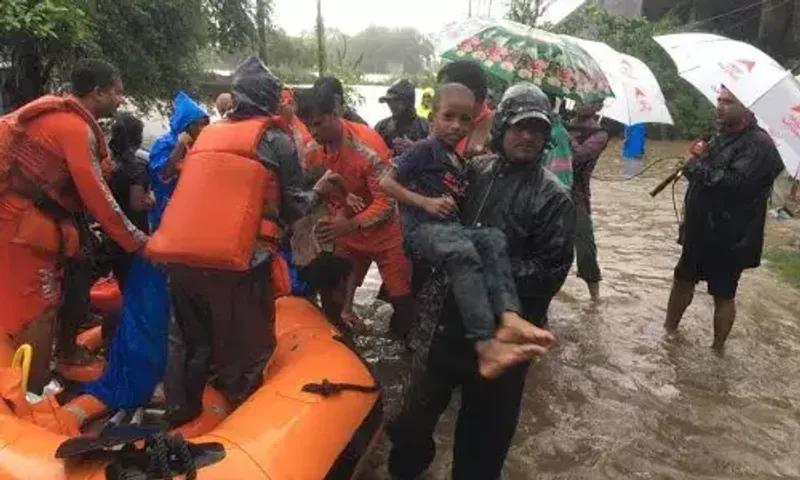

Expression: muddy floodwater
xmin=351 ymin=159 xmax=800 ymax=479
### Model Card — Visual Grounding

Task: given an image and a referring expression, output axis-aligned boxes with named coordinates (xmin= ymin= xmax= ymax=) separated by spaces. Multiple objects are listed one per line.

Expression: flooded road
xmin=140 ymin=93 xmax=799 ymax=478
xmin=352 ymin=164 xmax=800 ymax=479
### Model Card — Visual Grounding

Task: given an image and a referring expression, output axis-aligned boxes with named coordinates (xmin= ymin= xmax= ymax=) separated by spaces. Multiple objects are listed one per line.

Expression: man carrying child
xmin=381 ymin=83 xmax=554 ymax=378
xmin=387 ymin=81 xmax=576 ymax=480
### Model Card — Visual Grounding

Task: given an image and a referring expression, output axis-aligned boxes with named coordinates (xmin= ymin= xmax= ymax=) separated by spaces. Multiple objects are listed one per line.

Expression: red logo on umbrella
xmin=782 ymin=105 xmax=800 ymax=137
xmin=719 ymin=60 xmax=755 ymax=81
xmin=737 ymin=60 xmax=756 ymax=72
xmin=634 ymin=87 xmax=651 ymax=112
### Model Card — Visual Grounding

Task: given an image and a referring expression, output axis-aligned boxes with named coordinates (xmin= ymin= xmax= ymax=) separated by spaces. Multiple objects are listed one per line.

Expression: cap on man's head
xmin=379 ymin=79 xmax=416 ymax=104
xmin=508 ymin=110 xmax=552 ymax=128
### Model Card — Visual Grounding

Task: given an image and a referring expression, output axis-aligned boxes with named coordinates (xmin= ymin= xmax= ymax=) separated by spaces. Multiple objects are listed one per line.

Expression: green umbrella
xmin=439 ymin=22 xmax=613 ymax=102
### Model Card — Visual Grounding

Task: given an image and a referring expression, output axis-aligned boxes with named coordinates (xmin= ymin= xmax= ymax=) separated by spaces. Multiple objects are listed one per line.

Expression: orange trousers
xmin=0 ymin=242 xmax=62 ymax=392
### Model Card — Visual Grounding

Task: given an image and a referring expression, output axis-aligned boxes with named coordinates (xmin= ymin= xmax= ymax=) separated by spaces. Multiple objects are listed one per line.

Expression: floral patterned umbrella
xmin=437 ymin=18 xmax=614 ymax=102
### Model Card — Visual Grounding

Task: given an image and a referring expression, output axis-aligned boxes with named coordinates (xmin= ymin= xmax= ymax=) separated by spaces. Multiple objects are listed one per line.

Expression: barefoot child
xmin=381 ymin=83 xmax=554 ymax=379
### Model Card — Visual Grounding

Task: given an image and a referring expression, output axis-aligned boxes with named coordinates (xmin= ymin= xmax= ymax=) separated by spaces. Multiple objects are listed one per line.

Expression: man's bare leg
xmin=664 ymin=278 xmax=695 ymax=332
xmin=711 ymin=296 xmax=736 ymax=354
xmin=587 ymin=281 xmax=600 ymax=302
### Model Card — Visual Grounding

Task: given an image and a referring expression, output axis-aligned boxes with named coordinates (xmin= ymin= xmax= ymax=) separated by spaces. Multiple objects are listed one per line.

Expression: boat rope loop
xmin=106 ymin=433 xmax=198 ymax=480
xmin=145 ymin=433 xmax=197 ymax=480
xmin=302 ymin=378 xmax=380 ymax=398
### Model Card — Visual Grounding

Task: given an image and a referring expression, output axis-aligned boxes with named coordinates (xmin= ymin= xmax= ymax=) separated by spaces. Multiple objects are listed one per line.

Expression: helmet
xmin=491 ymin=82 xmax=553 ymax=152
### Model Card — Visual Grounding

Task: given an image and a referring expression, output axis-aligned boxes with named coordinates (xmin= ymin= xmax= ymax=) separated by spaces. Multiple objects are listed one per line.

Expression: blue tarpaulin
xmin=83 ymin=256 xmax=170 ymax=409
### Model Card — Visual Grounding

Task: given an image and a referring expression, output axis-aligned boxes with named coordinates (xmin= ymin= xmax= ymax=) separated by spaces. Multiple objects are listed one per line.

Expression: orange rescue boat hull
xmin=0 ymin=296 xmax=383 ymax=479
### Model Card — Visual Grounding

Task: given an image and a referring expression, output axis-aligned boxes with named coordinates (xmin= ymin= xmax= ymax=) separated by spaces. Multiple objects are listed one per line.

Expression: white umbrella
xmin=566 ymin=37 xmax=673 ymax=126
xmin=654 ymin=33 xmax=800 ymax=179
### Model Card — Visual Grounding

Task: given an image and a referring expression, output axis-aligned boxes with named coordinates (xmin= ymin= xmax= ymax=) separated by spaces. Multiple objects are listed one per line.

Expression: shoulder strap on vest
xmin=11 ymin=95 xmax=109 ymax=160
xmin=193 ymin=116 xmax=291 ymax=159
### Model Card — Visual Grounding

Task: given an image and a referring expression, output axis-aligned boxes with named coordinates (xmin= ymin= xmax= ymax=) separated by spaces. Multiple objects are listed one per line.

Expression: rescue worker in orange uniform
xmin=279 ymin=88 xmax=313 ymax=170
xmin=0 ymin=59 xmax=148 ymax=393
xmin=300 ymin=86 xmax=414 ymax=341
xmin=163 ymin=57 xmax=335 ymax=428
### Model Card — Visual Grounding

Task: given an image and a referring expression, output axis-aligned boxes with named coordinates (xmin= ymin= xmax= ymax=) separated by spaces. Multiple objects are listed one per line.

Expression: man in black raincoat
xmin=164 ymin=57 xmax=329 ymax=427
xmin=374 ymin=79 xmax=429 ymax=156
xmin=388 ymin=83 xmax=576 ymax=480
xmin=665 ymin=86 xmax=783 ymax=353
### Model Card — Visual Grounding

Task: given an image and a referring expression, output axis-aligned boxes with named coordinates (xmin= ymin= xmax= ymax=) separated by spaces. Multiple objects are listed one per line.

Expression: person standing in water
xmin=388 ymin=83 xmax=575 ymax=480
xmin=375 ymin=79 xmax=429 ymax=157
xmin=622 ymin=122 xmax=646 ymax=178
xmin=381 ymin=83 xmax=554 ymax=379
xmin=300 ymin=86 xmax=414 ymax=341
xmin=664 ymin=86 xmax=782 ymax=353
xmin=567 ymin=100 xmax=609 ymax=302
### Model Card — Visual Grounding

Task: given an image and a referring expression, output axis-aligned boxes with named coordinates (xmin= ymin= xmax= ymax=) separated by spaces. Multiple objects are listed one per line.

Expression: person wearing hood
xmin=375 ymin=79 xmax=429 ymax=156
xmin=416 ymin=87 xmax=434 ymax=121
xmin=147 ymin=91 xmax=209 ymax=231
xmin=388 ymin=83 xmax=575 ymax=480
xmin=163 ymin=57 xmax=333 ymax=427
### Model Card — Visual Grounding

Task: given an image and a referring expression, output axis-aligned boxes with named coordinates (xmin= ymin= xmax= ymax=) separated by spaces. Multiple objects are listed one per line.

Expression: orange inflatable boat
xmin=0 ymin=296 xmax=383 ymax=479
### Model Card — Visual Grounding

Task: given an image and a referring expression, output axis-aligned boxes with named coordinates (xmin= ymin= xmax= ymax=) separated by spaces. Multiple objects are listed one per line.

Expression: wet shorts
xmin=674 ymin=253 xmax=743 ymax=299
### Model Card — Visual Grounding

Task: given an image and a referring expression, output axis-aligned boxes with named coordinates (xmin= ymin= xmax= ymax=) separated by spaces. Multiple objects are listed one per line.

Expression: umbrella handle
xmin=650 ymin=168 xmax=683 ymax=198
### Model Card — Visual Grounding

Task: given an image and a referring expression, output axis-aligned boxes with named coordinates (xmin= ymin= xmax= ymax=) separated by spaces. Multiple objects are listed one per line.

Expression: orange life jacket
xmin=0 ymin=95 xmax=110 ymax=211
xmin=146 ymin=117 xmax=287 ymax=271
xmin=191 ymin=117 xmax=286 ymax=246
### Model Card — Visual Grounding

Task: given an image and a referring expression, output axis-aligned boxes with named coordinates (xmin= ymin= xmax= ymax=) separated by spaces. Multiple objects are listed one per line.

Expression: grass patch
xmin=764 ymin=249 xmax=800 ymax=288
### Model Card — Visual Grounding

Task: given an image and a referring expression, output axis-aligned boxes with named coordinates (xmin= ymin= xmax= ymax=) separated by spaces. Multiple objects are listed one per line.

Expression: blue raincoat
xmin=83 ymin=256 xmax=170 ymax=409
xmin=622 ymin=123 xmax=646 ymax=159
xmin=148 ymin=92 xmax=208 ymax=230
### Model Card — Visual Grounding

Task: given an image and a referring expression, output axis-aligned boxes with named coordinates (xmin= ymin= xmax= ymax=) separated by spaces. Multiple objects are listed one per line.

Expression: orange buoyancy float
xmin=146 ymin=117 xmax=285 ymax=271
xmin=0 ymin=296 xmax=383 ymax=479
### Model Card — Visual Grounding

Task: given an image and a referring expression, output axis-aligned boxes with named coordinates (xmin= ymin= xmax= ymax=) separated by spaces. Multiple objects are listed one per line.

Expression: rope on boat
xmin=302 ymin=378 xmax=380 ymax=397
xmin=106 ymin=432 xmax=198 ymax=480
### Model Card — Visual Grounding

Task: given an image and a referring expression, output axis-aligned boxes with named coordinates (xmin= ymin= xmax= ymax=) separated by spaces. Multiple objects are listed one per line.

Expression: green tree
xmin=339 ymin=26 xmax=434 ymax=75
xmin=87 ymin=0 xmax=210 ymax=110
xmin=1 ymin=0 xmax=94 ymax=108
xmin=1 ymin=0 xmax=261 ymax=110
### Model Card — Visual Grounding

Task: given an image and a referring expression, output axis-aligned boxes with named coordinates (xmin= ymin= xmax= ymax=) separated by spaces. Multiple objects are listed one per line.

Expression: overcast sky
xmin=272 ymin=0 xmax=585 ymax=36
xmin=272 ymin=0 xmax=499 ymax=36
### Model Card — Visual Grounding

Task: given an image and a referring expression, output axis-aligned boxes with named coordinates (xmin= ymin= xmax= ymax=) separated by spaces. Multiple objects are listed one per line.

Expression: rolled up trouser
xmin=167 ymin=261 xmax=276 ymax=413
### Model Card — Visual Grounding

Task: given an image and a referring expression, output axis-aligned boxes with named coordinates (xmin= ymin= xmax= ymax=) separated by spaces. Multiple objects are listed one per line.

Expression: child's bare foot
xmin=499 ymin=311 xmax=556 ymax=347
xmin=475 ymin=339 xmax=548 ymax=380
